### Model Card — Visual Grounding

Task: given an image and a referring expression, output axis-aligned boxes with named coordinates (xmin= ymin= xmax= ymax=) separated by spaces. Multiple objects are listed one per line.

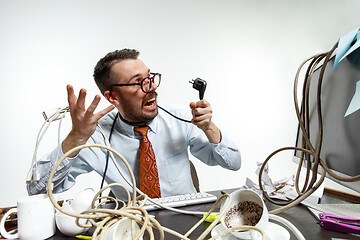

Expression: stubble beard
xmin=120 ymin=91 xmax=158 ymax=124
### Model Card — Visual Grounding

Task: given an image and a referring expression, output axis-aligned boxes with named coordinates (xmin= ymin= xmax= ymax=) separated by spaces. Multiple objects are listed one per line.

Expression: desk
xmin=46 ymin=189 xmax=360 ymax=239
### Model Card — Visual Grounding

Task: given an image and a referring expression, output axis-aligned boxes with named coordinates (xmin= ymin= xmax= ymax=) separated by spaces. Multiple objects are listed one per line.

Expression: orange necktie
xmin=134 ymin=126 xmax=161 ymax=198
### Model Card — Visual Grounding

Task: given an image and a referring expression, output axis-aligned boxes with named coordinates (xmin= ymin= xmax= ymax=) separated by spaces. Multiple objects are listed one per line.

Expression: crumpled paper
xmin=243 ymin=162 xmax=324 ymax=204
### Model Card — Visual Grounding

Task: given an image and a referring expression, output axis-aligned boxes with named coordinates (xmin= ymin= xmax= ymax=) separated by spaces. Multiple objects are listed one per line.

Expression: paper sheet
xmin=333 ymin=27 xmax=360 ymax=70
xmin=344 ymin=79 xmax=360 ymax=117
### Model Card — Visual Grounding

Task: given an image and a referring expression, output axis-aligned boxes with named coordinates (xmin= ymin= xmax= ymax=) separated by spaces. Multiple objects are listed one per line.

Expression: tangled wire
xmin=259 ymin=42 xmax=360 ymax=215
xmin=46 ymin=144 xmax=265 ymax=240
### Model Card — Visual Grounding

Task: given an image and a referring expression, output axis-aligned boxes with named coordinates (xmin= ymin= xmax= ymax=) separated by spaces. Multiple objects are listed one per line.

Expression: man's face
xmin=110 ymin=59 xmax=158 ymax=124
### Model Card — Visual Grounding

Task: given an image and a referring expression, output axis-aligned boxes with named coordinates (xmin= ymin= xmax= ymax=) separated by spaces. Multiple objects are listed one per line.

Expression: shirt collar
xmin=117 ymin=112 xmax=158 ymax=137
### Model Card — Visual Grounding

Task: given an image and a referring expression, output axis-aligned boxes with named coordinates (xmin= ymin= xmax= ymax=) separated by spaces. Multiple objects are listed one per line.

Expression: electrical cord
xmin=27 ymin=120 xmax=51 ymax=183
xmin=157 ymin=77 xmax=207 ymax=123
xmin=31 ymin=116 xmax=303 ymax=239
xmin=45 ymin=143 xmax=311 ymax=239
xmin=45 ymin=143 xmax=257 ymax=240
xmin=99 ymin=113 xmax=119 ymax=198
xmin=259 ymin=42 xmax=360 ymax=215
xmin=158 ymin=105 xmax=192 ymax=123
xmin=26 ymin=106 xmax=69 ymax=184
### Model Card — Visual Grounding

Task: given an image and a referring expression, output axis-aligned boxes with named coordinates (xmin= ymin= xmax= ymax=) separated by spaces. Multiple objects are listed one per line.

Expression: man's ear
xmin=104 ymin=90 xmax=119 ymax=105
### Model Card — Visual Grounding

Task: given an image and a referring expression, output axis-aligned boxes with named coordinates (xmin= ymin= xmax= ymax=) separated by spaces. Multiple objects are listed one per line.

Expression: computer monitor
xmin=293 ymin=54 xmax=360 ymax=193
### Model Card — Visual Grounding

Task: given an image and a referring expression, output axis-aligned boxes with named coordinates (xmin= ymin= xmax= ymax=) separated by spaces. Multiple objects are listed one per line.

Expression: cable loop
xmin=259 ymin=42 xmax=360 ymax=215
xmin=46 ymin=143 xmax=240 ymax=239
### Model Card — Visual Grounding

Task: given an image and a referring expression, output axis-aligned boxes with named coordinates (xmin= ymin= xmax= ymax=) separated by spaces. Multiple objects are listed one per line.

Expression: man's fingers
xmin=86 ymin=95 xmax=101 ymax=114
xmin=193 ymin=105 xmax=213 ymax=116
xmin=195 ymin=99 xmax=209 ymax=108
xmin=192 ymin=112 xmax=211 ymax=123
xmin=190 ymin=99 xmax=210 ymax=115
xmin=76 ymin=88 xmax=87 ymax=111
xmin=192 ymin=107 xmax=208 ymax=116
xmin=84 ymin=95 xmax=115 ymax=122
xmin=67 ymin=85 xmax=114 ymax=128
xmin=191 ymin=117 xmax=211 ymax=130
xmin=96 ymin=105 xmax=116 ymax=119
xmin=67 ymin=85 xmax=77 ymax=110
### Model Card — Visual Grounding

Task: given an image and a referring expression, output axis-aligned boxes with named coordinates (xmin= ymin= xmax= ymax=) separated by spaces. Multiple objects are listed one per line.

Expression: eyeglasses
xmin=110 ymin=72 xmax=161 ymax=93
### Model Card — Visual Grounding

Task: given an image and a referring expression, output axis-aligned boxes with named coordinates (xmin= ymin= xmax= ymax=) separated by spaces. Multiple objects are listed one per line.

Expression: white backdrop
xmin=1 ymin=0 xmax=359 ymax=206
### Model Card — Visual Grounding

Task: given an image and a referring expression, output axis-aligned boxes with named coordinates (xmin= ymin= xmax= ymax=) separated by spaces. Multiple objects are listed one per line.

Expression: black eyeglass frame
xmin=110 ymin=72 xmax=161 ymax=94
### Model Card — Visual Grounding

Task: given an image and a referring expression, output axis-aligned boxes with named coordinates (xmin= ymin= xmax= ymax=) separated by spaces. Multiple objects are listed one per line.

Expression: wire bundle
xmin=26 ymin=106 xmax=70 ymax=184
xmin=45 ymin=143 xmax=266 ymax=240
xmin=259 ymin=42 xmax=360 ymax=215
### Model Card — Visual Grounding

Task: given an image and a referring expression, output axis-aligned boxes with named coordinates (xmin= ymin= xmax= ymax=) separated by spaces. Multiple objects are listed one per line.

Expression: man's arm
xmin=189 ymin=99 xmax=241 ymax=170
xmin=27 ymin=85 xmax=115 ymax=195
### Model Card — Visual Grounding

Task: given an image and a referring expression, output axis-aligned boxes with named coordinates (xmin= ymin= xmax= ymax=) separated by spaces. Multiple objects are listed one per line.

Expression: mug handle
xmin=0 ymin=208 xmax=19 ymax=239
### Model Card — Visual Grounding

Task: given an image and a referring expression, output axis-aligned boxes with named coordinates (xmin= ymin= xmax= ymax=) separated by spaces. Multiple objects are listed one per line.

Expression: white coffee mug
xmin=55 ymin=200 xmax=90 ymax=236
xmin=220 ymin=189 xmax=269 ymax=240
xmin=0 ymin=194 xmax=56 ymax=240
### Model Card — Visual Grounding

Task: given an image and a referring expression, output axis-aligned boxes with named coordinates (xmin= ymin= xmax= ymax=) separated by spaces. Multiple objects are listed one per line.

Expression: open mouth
xmin=143 ymin=97 xmax=157 ymax=109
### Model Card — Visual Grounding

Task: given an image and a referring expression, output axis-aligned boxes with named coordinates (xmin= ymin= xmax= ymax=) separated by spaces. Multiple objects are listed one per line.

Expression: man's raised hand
xmin=62 ymin=84 xmax=115 ymax=156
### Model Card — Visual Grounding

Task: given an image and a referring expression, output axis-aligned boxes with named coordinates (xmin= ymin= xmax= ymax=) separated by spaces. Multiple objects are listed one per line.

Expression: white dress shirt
xmin=27 ymin=103 xmax=241 ymax=199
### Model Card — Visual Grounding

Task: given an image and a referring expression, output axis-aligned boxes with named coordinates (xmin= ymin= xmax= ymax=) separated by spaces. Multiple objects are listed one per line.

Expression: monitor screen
xmin=294 ymin=55 xmax=360 ymax=193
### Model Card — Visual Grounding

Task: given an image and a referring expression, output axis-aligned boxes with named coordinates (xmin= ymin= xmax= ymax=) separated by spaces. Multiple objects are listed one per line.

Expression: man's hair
xmin=93 ymin=48 xmax=140 ymax=95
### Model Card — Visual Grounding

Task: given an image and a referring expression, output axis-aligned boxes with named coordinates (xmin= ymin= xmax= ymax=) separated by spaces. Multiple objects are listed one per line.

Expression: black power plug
xmin=158 ymin=77 xmax=207 ymax=123
xmin=189 ymin=78 xmax=207 ymax=100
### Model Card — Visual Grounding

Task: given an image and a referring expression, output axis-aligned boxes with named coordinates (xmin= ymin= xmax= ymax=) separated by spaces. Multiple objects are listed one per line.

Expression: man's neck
xmin=118 ymin=113 xmax=148 ymax=127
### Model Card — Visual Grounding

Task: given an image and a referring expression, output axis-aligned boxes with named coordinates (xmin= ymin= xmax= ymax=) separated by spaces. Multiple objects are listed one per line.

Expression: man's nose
xmin=150 ymin=80 xmax=158 ymax=91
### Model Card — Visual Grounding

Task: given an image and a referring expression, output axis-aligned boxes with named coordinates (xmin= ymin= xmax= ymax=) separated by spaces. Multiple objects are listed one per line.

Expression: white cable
xmin=46 ymin=144 xmax=232 ymax=240
xmin=27 ymin=120 xmax=51 ymax=182
xmin=30 ymin=105 xmax=310 ymax=240
xmin=55 ymin=114 xmax=65 ymax=166
xmin=27 ymin=107 xmax=69 ymax=183
xmin=269 ymin=214 xmax=306 ymax=240
xmin=31 ymin=106 xmax=306 ymax=239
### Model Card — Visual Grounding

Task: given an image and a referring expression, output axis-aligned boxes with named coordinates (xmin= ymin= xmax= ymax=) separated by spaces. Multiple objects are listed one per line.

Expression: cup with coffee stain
xmin=220 ymin=189 xmax=268 ymax=239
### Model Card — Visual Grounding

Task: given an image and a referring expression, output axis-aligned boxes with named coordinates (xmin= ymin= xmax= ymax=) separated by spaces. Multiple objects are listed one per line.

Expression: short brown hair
xmin=93 ymin=49 xmax=140 ymax=95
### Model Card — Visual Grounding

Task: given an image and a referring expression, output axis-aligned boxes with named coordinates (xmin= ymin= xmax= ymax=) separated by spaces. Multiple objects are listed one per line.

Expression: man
xmin=27 ymin=49 xmax=241 ymax=199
